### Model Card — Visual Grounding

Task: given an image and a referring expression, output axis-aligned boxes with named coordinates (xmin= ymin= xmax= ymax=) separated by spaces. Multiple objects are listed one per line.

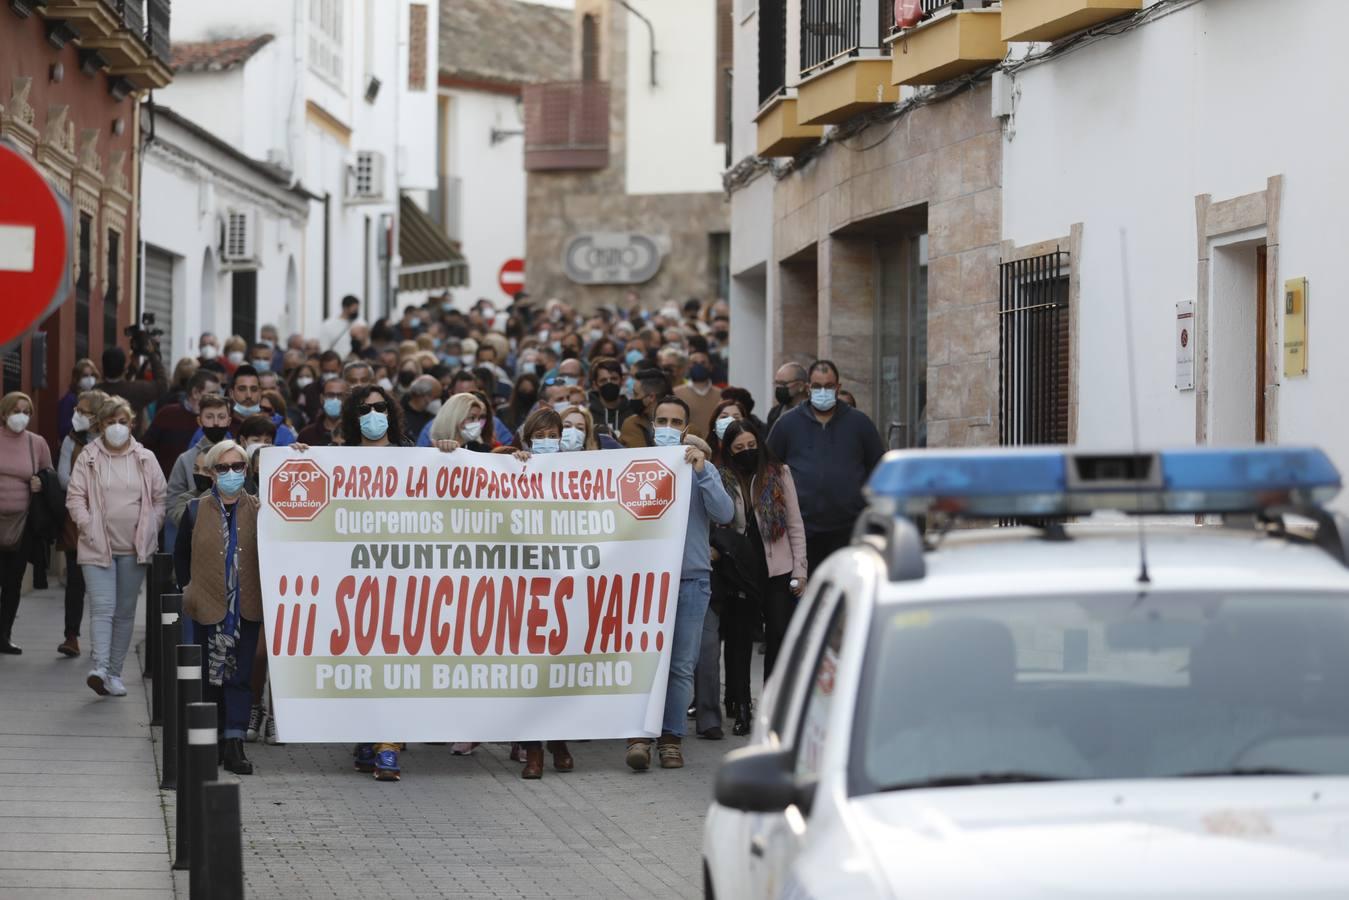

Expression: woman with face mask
xmin=174 ymin=440 xmax=264 ymax=776
xmin=494 ymin=408 xmax=574 ymax=778
xmin=222 ymin=336 xmax=248 ymax=375
xmin=0 ymin=392 xmax=56 ymax=654
xmin=705 ymin=398 xmax=749 ymax=467
xmin=236 ymin=414 xmax=279 ymax=494
xmin=58 ymin=358 xmax=101 ymax=442
xmin=55 ymin=390 xmax=110 ymax=657
xmin=428 ymin=393 xmax=493 ymax=453
xmin=65 ymin=398 xmax=167 ymax=692
xmin=501 ymin=374 xmax=540 ymax=431
xmin=560 ymin=406 xmax=599 ymax=452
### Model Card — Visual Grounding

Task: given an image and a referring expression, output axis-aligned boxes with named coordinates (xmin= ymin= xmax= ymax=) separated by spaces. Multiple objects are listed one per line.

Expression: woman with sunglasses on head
xmin=66 ymin=397 xmax=167 ymax=693
xmin=495 ymin=408 xmax=575 ymax=778
xmin=174 ymin=440 xmax=263 ymax=775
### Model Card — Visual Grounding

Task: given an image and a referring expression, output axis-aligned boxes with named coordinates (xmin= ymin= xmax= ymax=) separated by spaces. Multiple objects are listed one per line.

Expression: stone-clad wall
xmin=770 ymin=83 xmax=1002 ymax=447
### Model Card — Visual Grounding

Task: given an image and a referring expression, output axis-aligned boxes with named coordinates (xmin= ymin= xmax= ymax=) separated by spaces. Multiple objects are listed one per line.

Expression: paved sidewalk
xmin=0 ymin=586 xmax=174 ymax=899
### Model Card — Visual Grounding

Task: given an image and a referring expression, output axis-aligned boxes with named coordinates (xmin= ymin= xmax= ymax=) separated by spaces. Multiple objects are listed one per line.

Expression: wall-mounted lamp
xmin=112 ymin=118 xmax=126 ymax=137
xmin=49 ymin=62 xmax=64 ymax=84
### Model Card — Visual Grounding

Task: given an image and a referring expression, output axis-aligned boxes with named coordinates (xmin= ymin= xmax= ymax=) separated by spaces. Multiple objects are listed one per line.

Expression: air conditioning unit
xmin=222 ymin=209 xmax=257 ymax=263
xmin=346 ymin=150 xmax=385 ymax=202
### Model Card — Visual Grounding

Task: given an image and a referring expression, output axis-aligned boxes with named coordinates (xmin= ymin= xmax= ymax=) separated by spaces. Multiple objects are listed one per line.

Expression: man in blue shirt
xmin=626 ymin=396 xmax=735 ymax=771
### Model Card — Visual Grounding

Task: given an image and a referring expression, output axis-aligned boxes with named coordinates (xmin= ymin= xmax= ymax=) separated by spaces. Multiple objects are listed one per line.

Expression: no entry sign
xmin=0 ymin=142 xmax=72 ymax=351
xmin=498 ymin=258 xmax=525 ymax=298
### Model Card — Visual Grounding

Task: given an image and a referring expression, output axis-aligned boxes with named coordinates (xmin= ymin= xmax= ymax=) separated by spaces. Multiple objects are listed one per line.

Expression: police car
xmin=703 ymin=447 xmax=1349 ymax=899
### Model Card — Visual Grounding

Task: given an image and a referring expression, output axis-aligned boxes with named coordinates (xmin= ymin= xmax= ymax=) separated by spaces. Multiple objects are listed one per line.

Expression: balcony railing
xmin=758 ymin=0 xmax=788 ymax=106
xmin=522 ymin=81 xmax=610 ymax=172
xmin=891 ymin=0 xmax=985 ymax=35
xmin=146 ymin=0 xmax=170 ymax=63
xmin=116 ymin=0 xmax=143 ymax=39
xmin=801 ymin=0 xmax=892 ymax=78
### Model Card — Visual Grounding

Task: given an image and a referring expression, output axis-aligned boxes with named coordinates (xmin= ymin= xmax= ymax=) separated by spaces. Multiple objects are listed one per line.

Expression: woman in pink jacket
xmin=66 ymin=397 xmax=167 ymax=696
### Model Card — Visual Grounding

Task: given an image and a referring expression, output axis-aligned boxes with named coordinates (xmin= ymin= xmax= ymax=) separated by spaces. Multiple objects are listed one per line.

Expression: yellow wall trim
xmin=306 ymin=100 xmax=352 ymax=146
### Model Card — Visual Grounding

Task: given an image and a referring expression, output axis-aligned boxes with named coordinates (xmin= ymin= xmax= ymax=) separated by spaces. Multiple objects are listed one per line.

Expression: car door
xmin=748 ymin=588 xmax=850 ymax=899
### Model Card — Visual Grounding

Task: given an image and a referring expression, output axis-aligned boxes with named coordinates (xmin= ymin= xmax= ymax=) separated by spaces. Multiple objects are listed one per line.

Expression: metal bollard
xmin=200 ymin=782 xmax=245 ymax=900
xmin=173 ymin=645 xmax=203 ymax=871
xmin=145 ymin=552 xmax=173 ymax=679
xmin=159 ymin=595 xmax=183 ymax=790
xmin=186 ymin=702 xmax=219 ymax=900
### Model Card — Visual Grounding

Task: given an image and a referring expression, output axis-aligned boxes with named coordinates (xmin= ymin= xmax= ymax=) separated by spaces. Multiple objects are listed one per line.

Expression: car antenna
xmin=1118 ymin=228 xmax=1151 ymax=585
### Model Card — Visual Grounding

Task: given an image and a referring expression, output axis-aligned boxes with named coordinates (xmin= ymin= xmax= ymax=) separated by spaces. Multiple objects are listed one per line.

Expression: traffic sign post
xmin=0 ymin=141 xmax=73 ymax=352
xmin=498 ymin=258 xmax=525 ymax=298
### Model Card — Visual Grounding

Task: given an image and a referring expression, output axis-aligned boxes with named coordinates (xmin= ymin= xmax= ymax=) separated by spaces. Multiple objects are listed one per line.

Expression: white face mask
xmin=426 ymin=399 xmax=443 ymax=415
xmin=6 ymin=413 xmax=30 ymax=434
xmin=245 ymin=442 xmax=267 ymax=459
xmin=560 ymin=427 xmax=585 ymax=452
xmin=104 ymin=423 xmax=131 ymax=447
xmin=377 ymin=377 xmax=394 ymax=392
xmin=78 ymin=375 xmax=96 ymax=391
xmin=460 ymin=420 xmax=484 ymax=443
xmin=71 ymin=411 xmax=91 ymax=433
xmin=296 ymin=376 xmax=314 ymax=390
xmin=200 ymin=345 xmax=219 ymax=360
xmin=227 ymin=351 xmax=245 ymax=365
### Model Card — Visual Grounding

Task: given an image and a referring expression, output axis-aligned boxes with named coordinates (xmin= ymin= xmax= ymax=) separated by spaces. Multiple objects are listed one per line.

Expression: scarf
xmin=206 ymin=489 xmax=242 ymax=687
xmin=753 ymin=464 xmax=789 ymax=542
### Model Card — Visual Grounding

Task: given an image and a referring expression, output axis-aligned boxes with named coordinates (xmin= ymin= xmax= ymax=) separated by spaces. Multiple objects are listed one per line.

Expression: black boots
xmin=221 ymin=738 xmax=254 ymax=775
xmin=730 ymin=701 xmax=752 ymax=737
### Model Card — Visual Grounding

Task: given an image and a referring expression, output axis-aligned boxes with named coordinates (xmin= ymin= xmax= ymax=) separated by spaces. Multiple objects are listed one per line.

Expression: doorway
xmin=1208 ymin=237 xmax=1267 ymax=445
xmin=876 ymin=232 xmax=928 ymax=448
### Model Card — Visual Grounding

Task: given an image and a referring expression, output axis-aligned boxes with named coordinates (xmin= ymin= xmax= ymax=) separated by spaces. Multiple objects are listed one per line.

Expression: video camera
xmin=124 ymin=312 xmax=163 ymax=356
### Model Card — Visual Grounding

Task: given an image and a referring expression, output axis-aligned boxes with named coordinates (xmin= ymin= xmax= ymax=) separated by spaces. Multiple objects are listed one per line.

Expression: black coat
xmin=710 ymin=526 xmax=763 ymax=621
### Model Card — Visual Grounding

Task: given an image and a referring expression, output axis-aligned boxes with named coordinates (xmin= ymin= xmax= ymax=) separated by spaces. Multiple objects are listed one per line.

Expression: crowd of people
xmin=0 ymin=291 xmax=885 ymax=783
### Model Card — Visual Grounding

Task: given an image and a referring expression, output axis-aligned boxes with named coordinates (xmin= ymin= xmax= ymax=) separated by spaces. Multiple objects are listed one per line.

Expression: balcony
xmin=522 ymin=81 xmax=610 ymax=172
xmin=1000 ymin=0 xmax=1141 ymax=42
xmin=889 ymin=3 xmax=1006 ymax=86
xmin=755 ymin=96 xmax=823 ymax=158
xmin=796 ymin=0 xmax=898 ymax=125
xmin=41 ymin=0 xmax=172 ymax=89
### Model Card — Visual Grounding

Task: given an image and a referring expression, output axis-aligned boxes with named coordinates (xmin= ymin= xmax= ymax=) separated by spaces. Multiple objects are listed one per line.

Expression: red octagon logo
xmin=269 ymin=458 xmax=330 ymax=522
xmin=617 ymin=459 xmax=677 ymax=521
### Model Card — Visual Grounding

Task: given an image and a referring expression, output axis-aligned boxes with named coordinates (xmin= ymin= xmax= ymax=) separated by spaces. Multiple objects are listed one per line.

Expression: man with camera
xmin=98 ymin=315 xmax=167 ymax=432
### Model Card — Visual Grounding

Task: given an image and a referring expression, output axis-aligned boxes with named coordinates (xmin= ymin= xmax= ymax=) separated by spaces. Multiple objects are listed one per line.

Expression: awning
xmin=398 ymin=194 xmax=468 ymax=291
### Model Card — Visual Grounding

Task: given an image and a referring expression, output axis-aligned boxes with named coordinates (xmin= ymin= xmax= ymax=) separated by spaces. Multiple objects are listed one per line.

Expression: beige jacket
xmin=66 ymin=437 xmax=167 ymax=567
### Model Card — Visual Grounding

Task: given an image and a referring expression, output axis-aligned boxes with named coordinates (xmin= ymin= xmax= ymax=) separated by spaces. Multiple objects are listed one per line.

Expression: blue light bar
xmin=866 ymin=446 xmax=1342 ymax=519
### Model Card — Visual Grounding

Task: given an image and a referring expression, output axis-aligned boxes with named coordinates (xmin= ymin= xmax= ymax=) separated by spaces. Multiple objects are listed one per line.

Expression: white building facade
xmin=147 ymin=0 xmax=440 ymax=350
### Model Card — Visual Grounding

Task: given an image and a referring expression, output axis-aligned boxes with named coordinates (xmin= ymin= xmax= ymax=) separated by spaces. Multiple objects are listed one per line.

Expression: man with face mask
xmin=297 ymin=378 xmax=347 ymax=447
xmin=142 ymin=370 xmax=222 ymax=477
xmin=400 ymin=376 xmax=443 ymax=443
xmin=587 ymin=357 xmax=628 ymax=436
xmin=674 ymin=350 xmax=722 ymax=440
xmin=623 ymin=396 xmax=733 ymax=772
xmin=185 ymin=366 xmax=296 ymax=450
xmin=165 ymin=395 xmax=234 ymax=534
xmin=766 ymin=360 xmax=884 ymax=575
xmin=766 ymin=362 xmax=808 ymax=431
xmin=619 ymin=369 xmax=671 ymax=449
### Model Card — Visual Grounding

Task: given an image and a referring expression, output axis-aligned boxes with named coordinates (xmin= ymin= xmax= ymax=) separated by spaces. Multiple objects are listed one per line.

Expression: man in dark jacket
xmin=765 ymin=362 xmax=808 ymax=432
xmin=401 ymin=376 xmax=442 ymax=443
xmin=141 ymin=369 xmax=222 ymax=477
xmin=98 ymin=346 xmax=167 ymax=432
xmin=766 ymin=360 xmax=884 ymax=574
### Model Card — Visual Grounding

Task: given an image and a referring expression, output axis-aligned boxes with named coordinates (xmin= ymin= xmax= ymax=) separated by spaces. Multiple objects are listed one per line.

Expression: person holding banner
xmin=626 ymin=396 xmax=735 ymax=771
xmin=175 ymin=440 xmax=264 ymax=776
xmin=428 ymin=392 xmax=492 ymax=453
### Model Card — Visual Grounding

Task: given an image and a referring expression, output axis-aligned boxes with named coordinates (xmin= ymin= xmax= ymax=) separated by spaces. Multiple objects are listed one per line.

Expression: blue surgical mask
xmin=408 ymin=317 xmax=422 ymax=329
xmin=442 ymin=355 xmax=461 ymax=368
xmin=216 ymin=470 xmax=246 ymax=496
xmin=810 ymin=387 xmax=837 ymax=412
xmin=560 ymin=427 xmax=585 ymax=452
xmin=234 ymin=403 xmax=260 ymax=417
xmin=653 ymin=426 xmax=682 ymax=448
xmin=625 ymin=349 xmax=645 ymax=367
xmin=359 ymin=410 xmax=389 ymax=440
xmin=323 ymin=397 xmax=343 ymax=418
xmin=714 ymin=416 xmax=735 ymax=440
xmin=552 ymin=401 xmax=572 ymax=414
xmin=559 ymin=376 xmax=578 ymax=387
xmin=252 ymin=359 xmax=272 ymax=373
xmin=532 ymin=437 xmax=560 ymax=454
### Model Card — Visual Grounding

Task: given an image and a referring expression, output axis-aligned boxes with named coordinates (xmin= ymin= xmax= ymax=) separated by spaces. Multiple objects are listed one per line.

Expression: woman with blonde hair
xmin=429 ymin=392 xmax=492 ymax=452
xmin=560 ymin=406 xmax=600 ymax=452
xmin=0 ymin=392 xmax=55 ymax=654
xmin=58 ymin=358 xmax=100 ymax=440
xmin=66 ymin=396 xmax=167 ymax=694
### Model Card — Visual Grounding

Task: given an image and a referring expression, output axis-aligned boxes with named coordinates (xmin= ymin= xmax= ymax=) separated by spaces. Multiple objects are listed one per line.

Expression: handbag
xmin=0 ymin=434 xmax=36 ymax=550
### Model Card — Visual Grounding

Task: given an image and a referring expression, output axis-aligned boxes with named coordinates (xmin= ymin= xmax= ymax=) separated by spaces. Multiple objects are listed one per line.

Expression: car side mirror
xmin=714 ymin=746 xmax=811 ymax=814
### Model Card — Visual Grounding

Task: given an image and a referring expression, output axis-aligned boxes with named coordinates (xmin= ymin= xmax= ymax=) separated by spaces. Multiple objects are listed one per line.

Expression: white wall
xmin=1002 ymin=0 xmax=1349 ymax=493
xmin=623 ymin=0 xmax=726 ymax=195
xmin=444 ymin=88 xmax=528 ymax=304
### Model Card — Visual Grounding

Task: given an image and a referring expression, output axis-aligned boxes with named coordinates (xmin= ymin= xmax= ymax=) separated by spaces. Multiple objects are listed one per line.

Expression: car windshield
xmin=852 ymin=592 xmax=1349 ymax=794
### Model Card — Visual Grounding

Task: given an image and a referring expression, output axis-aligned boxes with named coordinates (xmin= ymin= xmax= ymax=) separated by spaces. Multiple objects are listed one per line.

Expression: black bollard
xmin=159 ymin=595 xmax=182 ymax=790
xmin=186 ymin=702 xmax=219 ymax=900
xmin=145 ymin=552 xmax=173 ymax=679
xmin=200 ymin=782 xmax=244 ymax=900
xmin=174 ymin=645 xmax=203 ymax=871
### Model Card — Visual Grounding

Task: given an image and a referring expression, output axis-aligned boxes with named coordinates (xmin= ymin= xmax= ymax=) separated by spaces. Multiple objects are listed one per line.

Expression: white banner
xmin=256 ymin=446 xmax=692 ymax=743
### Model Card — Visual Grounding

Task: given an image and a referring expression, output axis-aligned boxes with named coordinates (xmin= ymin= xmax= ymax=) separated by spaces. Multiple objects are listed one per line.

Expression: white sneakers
xmin=85 ymin=670 xmax=127 ymax=696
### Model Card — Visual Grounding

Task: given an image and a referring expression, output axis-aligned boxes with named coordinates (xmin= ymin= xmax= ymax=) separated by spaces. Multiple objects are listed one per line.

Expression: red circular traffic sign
xmin=0 ymin=143 xmax=70 ymax=350
xmin=498 ymin=258 xmax=525 ymax=297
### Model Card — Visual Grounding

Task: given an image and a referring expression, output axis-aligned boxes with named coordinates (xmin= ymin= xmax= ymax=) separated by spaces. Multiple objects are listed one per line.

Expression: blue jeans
xmin=662 ymin=578 xmax=711 ymax=737
xmin=83 ymin=556 xmax=147 ymax=678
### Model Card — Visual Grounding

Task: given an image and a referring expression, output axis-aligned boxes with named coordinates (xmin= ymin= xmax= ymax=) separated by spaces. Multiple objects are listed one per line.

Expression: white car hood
xmin=849 ymin=779 xmax=1349 ymax=898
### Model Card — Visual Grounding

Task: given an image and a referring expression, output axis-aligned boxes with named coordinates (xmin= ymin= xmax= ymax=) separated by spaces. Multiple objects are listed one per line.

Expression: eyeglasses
xmin=357 ymin=401 xmax=389 ymax=414
xmin=213 ymin=462 xmax=248 ymax=474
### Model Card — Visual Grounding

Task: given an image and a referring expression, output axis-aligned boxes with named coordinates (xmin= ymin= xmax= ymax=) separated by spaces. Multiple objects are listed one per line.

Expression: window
xmin=309 ymin=0 xmax=345 ymax=87
xmin=104 ymin=230 xmax=120 ymax=353
xmin=795 ymin=602 xmax=848 ymax=781
xmin=877 ymin=232 xmax=928 ymax=449
xmin=408 ymin=3 xmax=428 ymax=91
xmin=1 ymin=347 xmax=20 ymax=396
xmin=75 ymin=211 xmax=92 ymax=362
xmin=999 ymin=250 xmax=1070 ymax=446
xmin=769 ymin=581 xmax=832 ymax=739
xmin=758 ymin=0 xmax=787 ymax=106
xmin=581 ymin=14 xmax=600 ymax=82
xmin=715 ymin=0 xmax=734 ymax=144
xmin=231 ymin=270 xmax=258 ymax=345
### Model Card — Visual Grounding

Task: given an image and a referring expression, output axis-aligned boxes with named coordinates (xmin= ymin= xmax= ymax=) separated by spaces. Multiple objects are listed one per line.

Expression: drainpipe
xmin=615 ymin=0 xmax=657 ymax=87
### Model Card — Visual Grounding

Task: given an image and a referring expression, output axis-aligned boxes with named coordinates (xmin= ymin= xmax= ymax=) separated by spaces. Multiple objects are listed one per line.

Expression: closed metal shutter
xmin=143 ymin=246 xmax=174 ymax=354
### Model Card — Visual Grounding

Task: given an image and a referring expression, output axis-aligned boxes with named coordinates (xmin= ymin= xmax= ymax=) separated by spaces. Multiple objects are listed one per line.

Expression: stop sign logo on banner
xmin=269 ymin=458 xmax=330 ymax=522
xmin=617 ymin=460 xmax=677 ymax=521
xmin=0 ymin=142 xmax=73 ymax=350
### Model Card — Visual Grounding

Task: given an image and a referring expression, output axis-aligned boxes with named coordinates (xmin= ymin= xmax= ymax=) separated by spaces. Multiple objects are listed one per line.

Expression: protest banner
xmin=256 ymin=446 xmax=692 ymax=743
